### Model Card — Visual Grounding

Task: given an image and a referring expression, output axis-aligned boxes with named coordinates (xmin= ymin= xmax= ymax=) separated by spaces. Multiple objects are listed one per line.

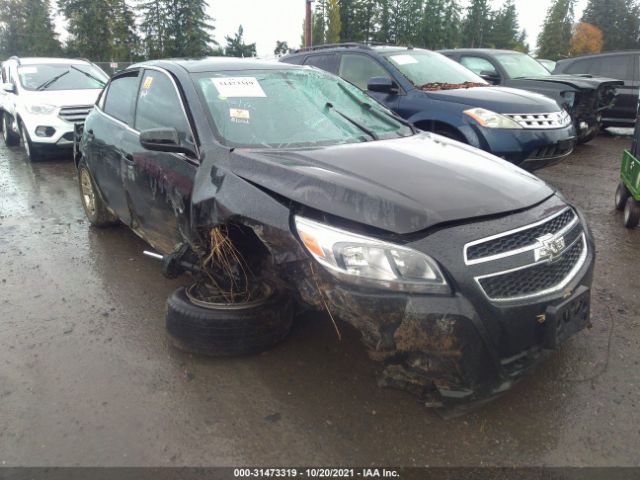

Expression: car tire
xmin=623 ymin=197 xmax=640 ymax=228
xmin=615 ymin=182 xmax=631 ymax=211
xmin=2 ymin=113 xmax=19 ymax=147
xmin=77 ymin=158 xmax=118 ymax=227
xmin=19 ymin=120 xmax=43 ymax=162
xmin=166 ymin=284 xmax=294 ymax=356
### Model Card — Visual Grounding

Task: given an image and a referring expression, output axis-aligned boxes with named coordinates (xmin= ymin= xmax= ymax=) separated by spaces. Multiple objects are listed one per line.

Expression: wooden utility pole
xmin=305 ymin=0 xmax=313 ymax=48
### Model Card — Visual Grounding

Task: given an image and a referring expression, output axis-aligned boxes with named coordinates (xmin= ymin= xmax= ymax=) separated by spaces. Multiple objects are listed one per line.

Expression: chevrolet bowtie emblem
xmin=534 ymin=233 xmax=566 ymax=262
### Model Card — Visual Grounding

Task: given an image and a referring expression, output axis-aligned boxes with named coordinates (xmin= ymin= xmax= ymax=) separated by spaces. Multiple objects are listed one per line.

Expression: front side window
xmin=338 ymin=54 xmax=391 ymax=90
xmin=460 ymin=56 xmax=498 ymax=76
xmin=17 ymin=63 xmax=108 ymax=91
xmin=304 ymin=54 xmax=339 ymax=74
xmin=194 ymin=68 xmax=413 ymax=149
xmin=563 ymin=58 xmax=593 ymax=74
xmin=103 ymin=72 xmax=140 ymax=125
xmin=493 ymin=52 xmax=550 ymax=78
xmin=382 ymin=50 xmax=487 ymax=87
xmin=135 ymin=70 xmax=192 ymax=143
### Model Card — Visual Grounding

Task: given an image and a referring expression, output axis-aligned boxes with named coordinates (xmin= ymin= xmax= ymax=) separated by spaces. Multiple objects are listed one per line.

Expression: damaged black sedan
xmin=76 ymin=59 xmax=595 ymax=407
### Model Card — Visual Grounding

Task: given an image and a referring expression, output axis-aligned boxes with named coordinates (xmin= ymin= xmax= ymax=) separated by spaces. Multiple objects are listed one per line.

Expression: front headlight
xmin=463 ymin=108 xmax=523 ymax=129
xmin=25 ymin=104 xmax=57 ymax=115
xmin=295 ymin=216 xmax=450 ymax=294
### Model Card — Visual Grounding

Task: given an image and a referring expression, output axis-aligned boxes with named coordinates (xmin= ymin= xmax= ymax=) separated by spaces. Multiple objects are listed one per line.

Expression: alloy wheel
xmin=80 ymin=168 xmax=97 ymax=218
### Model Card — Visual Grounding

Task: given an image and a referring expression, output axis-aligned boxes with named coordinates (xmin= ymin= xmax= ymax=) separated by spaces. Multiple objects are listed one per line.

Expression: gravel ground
xmin=0 ymin=133 xmax=639 ymax=467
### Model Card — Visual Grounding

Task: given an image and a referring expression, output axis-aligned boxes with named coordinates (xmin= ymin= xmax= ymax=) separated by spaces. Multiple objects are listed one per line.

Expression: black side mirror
xmin=479 ymin=71 xmax=500 ymax=84
xmin=367 ymin=77 xmax=399 ymax=94
xmin=139 ymin=128 xmax=196 ymax=157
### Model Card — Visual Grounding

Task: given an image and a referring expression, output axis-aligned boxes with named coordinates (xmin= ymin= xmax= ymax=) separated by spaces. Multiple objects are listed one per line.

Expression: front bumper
xmin=464 ymin=121 xmax=576 ymax=170
xmin=19 ymin=110 xmax=81 ymax=147
xmin=293 ymin=196 xmax=595 ymax=405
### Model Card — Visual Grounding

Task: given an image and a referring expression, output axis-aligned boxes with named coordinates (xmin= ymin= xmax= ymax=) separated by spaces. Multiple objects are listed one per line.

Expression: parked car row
xmin=0 ymin=49 xmax=612 ymax=409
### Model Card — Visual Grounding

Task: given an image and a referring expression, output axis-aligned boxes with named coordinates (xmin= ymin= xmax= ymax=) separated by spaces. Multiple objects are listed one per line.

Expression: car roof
xmin=10 ymin=57 xmax=92 ymax=65
xmin=439 ymin=49 xmax=520 ymax=55
xmin=283 ymin=44 xmax=420 ymax=58
xmin=130 ymin=57 xmax=302 ymax=73
xmin=556 ymin=50 xmax=640 ymax=62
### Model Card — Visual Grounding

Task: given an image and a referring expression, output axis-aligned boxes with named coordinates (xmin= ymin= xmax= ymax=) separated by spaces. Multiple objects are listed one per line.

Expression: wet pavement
xmin=1 ymin=134 xmax=639 ymax=467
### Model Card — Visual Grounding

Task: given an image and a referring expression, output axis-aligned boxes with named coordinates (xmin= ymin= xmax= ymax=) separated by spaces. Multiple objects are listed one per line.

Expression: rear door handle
xmin=122 ymin=153 xmax=134 ymax=165
xmin=86 ymin=129 xmax=94 ymax=140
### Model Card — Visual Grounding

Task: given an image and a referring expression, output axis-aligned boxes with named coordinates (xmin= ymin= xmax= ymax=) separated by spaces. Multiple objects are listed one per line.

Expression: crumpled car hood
xmin=512 ymin=74 xmax=623 ymax=90
xmin=227 ymin=133 xmax=554 ymax=234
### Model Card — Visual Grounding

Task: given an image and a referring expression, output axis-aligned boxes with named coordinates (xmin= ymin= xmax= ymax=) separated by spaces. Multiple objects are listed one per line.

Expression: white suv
xmin=1 ymin=57 xmax=108 ymax=161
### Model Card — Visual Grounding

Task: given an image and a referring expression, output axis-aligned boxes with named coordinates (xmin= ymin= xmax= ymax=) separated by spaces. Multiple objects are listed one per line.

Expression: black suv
xmin=76 ymin=58 xmax=595 ymax=407
xmin=281 ymin=44 xmax=576 ymax=170
xmin=554 ymin=51 xmax=640 ymax=128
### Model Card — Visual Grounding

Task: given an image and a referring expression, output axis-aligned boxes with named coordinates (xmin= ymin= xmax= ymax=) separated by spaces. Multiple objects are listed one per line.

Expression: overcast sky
xmin=209 ymin=0 xmax=590 ymax=57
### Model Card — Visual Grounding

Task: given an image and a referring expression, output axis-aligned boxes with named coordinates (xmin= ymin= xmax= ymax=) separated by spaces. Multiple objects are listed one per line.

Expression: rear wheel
xmin=2 ymin=113 xmax=19 ymax=147
xmin=623 ymin=197 xmax=640 ymax=228
xmin=615 ymin=182 xmax=631 ymax=211
xmin=19 ymin=120 xmax=43 ymax=162
xmin=77 ymin=158 xmax=118 ymax=227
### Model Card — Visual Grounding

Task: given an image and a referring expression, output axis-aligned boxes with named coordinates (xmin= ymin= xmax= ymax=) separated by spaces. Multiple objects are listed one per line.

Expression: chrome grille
xmin=504 ymin=111 xmax=572 ymax=129
xmin=58 ymin=105 xmax=93 ymax=123
xmin=465 ymin=208 xmax=577 ymax=264
xmin=476 ymin=235 xmax=587 ymax=302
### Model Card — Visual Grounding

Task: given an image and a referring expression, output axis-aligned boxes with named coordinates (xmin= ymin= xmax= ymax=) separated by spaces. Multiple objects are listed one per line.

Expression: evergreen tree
xmin=0 ymin=0 xmax=60 ymax=57
xmin=0 ymin=0 xmax=25 ymax=57
xmin=224 ymin=25 xmax=256 ymax=57
xmin=274 ymin=40 xmax=290 ymax=56
xmin=581 ymin=0 xmax=640 ymax=50
xmin=462 ymin=0 xmax=491 ymax=47
xmin=58 ymin=0 xmax=114 ymax=60
xmin=537 ymin=0 xmax=574 ymax=60
xmin=139 ymin=0 xmax=168 ymax=58
xmin=486 ymin=0 xmax=520 ymax=49
xmin=326 ymin=0 xmax=342 ymax=43
xmin=111 ymin=0 xmax=140 ymax=61
xmin=312 ymin=0 xmax=327 ymax=45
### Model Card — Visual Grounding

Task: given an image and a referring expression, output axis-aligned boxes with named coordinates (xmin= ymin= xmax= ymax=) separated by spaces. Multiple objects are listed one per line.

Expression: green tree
xmin=224 ymin=25 xmax=256 ymax=57
xmin=58 ymin=0 xmax=114 ymax=60
xmin=326 ymin=0 xmax=342 ymax=43
xmin=537 ymin=0 xmax=574 ymax=60
xmin=418 ymin=0 xmax=462 ymax=49
xmin=274 ymin=40 xmax=290 ymax=56
xmin=486 ymin=0 xmax=521 ymax=49
xmin=581 ymin=0 xmax=640 ymax=51
xmin=0 ymin=0 xmax=61 ymax=57
xmin=462 ymin=0 xmax=491 ymax=47
xmin=139 ymin=0 xmax=167 ymax=58
xmin=312 ymin=0 xmax=327 ymax=45
xmin=111 ymin=0 xmax=140 ymax=61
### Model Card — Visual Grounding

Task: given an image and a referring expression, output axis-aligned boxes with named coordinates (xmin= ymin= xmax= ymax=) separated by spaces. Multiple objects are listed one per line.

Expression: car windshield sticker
xmin=211 ymin=77 xmax=266 ymax=98
xmin=389 ymin=54 xmax=418 ymax=65
xmin=229 ymin=108 xmax=250 ymax=124
xmin=18 ymin=66 xmax=38 ymax=74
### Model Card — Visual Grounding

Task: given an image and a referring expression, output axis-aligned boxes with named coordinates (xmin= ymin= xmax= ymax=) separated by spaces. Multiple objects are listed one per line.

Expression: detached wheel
xmin=615 ymin=182 xmax=631 ymax=211
xmin=623 ymin=197 xmax=640 ymax=228
xmin=2 ymin=113 xmax=19 ymax=146
xmin=77 ymin=158 xmax=118 ymax=227
xmin=166 ymin=284 xmax=294 ymax=356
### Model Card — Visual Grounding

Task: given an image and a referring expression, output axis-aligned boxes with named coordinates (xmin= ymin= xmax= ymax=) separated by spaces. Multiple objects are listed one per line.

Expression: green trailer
xmin=615 ymin=103 xmax=640 ymax=228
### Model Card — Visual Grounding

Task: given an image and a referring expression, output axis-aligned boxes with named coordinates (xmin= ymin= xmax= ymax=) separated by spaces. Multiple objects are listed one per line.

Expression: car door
xmin=126 ymin=68 xmax=199 ymax=254
xmin=337 ymin=53 xmax=401 ymax=109
xmin=87 ymin=70 xmax=141 ymax=224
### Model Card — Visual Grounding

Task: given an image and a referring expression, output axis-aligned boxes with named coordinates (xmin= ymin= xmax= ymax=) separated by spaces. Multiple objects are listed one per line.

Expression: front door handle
xmin=122 ymin=153 xmax=134 ymax=165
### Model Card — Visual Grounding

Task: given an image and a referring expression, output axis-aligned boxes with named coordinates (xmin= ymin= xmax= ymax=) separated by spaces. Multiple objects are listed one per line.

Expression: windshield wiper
xmin=36 ymin=70 xmax=70 ymax=91
xmin=336 ymin=82 xmax=418 ymax=134
xmin=325 ymin=102 xmax=378 ymax=141
xmin=71 ymin=65 xmax=107 ymax=86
